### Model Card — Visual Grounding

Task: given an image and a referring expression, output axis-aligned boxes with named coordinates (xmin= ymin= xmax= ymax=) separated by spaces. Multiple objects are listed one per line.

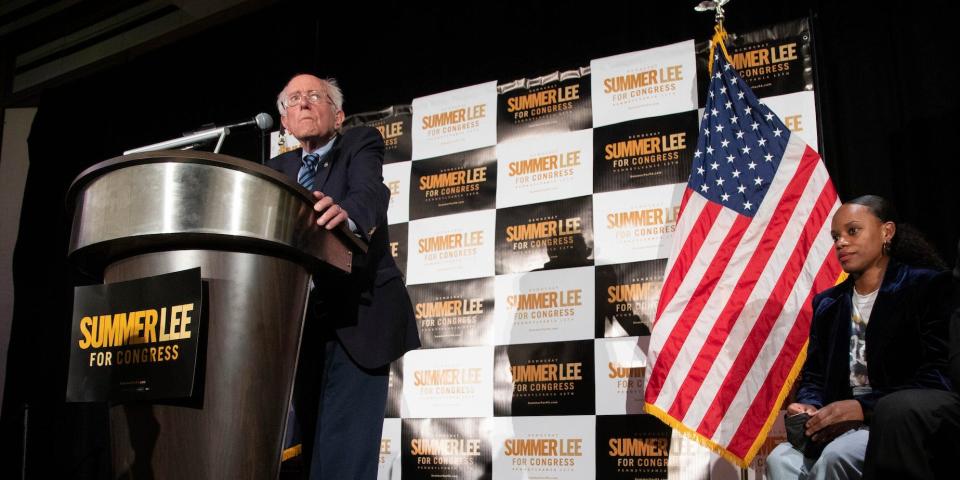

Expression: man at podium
xmin=267 ymin=73 xmax=420 ymax=479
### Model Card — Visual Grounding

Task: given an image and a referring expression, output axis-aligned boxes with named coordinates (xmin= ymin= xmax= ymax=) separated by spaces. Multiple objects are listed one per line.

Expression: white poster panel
xmin=412 ymin=81 xmax=498 ymax=160
xmin=594 ymin=337 xmax=649 ymax=415
xmin=406 ymin=209 xmax=496 ymax=285
xmin=495 ymin=129 xmax=594 ymax=208
xmin=666 ymin=429 xmax=712 ymax=480
xmin=746 ymin=411 xmax=788 ymax=480
xmin=592 ymin=183 xmax=685 ymax=265
xmin=492 ymin=416 xmax=596 ymax=480
xmin=662 ymin=417 xmax=781 ymax=480
xmin=383 ymin=160 xmax=411 ymax=225
xmin=268 ymin=130 xmax=301 ymax=158
xmin=759 ymin=90 xmax=818 ymax=152
xmin=493 ymin=266 xmax=595 ymax=345
xmin=401 ymin=346 xmax=494 ymax=419
xmin=377 ymin=418 xmax=402 ymax=480
xmin=591 ymin=40 xmax=697 ymax=127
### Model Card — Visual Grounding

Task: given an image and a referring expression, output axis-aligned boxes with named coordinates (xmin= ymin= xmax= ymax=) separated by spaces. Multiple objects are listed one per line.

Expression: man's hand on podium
xmin=312 ymin=191 xmax=349 ymax=230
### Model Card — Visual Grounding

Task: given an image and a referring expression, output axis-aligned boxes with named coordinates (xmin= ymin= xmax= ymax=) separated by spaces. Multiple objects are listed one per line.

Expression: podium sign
xmin=67 ymin=268 xmax=203 ymax=402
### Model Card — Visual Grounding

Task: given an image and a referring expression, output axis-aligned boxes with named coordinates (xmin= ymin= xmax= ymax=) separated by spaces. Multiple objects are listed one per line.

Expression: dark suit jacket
xmin=267 ymin=126 xmax=420 ymax=368
xmin=796 ymin=260 xmax=953 ymax=422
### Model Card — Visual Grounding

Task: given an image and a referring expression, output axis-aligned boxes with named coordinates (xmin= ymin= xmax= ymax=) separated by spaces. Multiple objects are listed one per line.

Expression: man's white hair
xmin=276 ymin=75 xmax=344 ymax=115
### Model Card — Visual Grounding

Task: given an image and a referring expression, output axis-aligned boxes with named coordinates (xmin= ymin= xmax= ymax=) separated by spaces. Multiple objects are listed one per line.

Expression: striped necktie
xmin=297 ymin=153 xmax=320 ymax=190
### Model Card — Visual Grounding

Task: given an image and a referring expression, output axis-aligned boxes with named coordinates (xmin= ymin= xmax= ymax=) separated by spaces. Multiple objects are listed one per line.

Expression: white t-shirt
xmin=849 ymin=287 xmax=879 ymax=396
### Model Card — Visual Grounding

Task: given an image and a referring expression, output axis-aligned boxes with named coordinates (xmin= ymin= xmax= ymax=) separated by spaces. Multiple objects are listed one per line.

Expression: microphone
xmin=229 ymin=112 xmax=275 ymax=131
xmin=124 ymin=113 xmax=276 ymax=155
xmin=190 ymin=113 xmax=274 ymax=135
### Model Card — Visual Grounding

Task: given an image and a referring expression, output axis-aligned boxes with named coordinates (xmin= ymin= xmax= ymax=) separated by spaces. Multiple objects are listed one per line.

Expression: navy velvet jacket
xmin=267 ymin=126 xmax=420 ymax=368
xmin=796 ymin=260 xmax=953 ymax=422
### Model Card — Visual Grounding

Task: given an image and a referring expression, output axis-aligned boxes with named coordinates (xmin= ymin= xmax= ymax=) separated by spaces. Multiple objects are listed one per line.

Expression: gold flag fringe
xmin=643 ymin=340 xmax=806 ymax=469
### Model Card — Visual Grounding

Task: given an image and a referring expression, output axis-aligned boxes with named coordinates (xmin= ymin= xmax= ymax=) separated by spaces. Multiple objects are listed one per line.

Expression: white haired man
xmin=267 ymin=74 xmax=419 ymax=479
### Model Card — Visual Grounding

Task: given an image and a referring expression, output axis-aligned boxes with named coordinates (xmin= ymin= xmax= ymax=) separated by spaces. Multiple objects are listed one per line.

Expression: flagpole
xmin=692 ymin=4 xmax=752 ymax=480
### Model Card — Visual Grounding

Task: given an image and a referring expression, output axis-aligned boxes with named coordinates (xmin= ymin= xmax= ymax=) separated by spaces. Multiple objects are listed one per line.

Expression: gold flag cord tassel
xmin=707 ymin=23 xmax=734 ymax=75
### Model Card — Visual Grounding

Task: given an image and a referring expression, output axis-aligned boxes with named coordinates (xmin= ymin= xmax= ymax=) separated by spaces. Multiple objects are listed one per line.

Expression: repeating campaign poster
xmin=591 ymin=40 xmax=698 ymax=127
xmin=345 ymin=105 xmax=414 ymax=164
xmin=406 ymin=209 xmax=496 ymax=285
xmin=596 ymin=414 xmax=672 ymax=480
xmin=593 ymin=110 xmax=698 ymax=193
xmin=383 ymin=161 xmax=411 ymax=225
xmin=497 ymin=69 xmax=592 ymax=141
xmin=412 ymin=81 xmax=498 ymax=160
xmin=495 ymin=129 xmax=594 ymax=208
xmin=492 ymin=416 xmax=596 ymax=480
xmin=350 ymin=19 xmax=819 ymax=480
xmin=760 ymin=90 xmax=818 ymax=151
xmin=594 ymin=259 xmax=667 ymax=338
xmin=387 ymin=222 xmax=408 ymax=278
xmin=494 ymin=339 xmax=595 ymax=417
xmin=409 ymin=277 xmax=495 ymax=349
xmin=402 ymin=417 xmax=493 ymax=480
xmin=696 ymin=19 xmax=813 ymax=102
xmin=594 ymin=337 xmax=649 ymax=415
xmin=402 ymin=346 xmax=494 ymax=419
xmin=379 ymin=418 xmax=402 ymax=480
xmin=495 ymin=196 xmax=594 ymax=274
xmin=409 ymin=147 xmax=497 ymax=220
xmin=493 ymin=266 xmax=595 ymax=346
xmin=592 ymin=183 xmax=685 ymax=265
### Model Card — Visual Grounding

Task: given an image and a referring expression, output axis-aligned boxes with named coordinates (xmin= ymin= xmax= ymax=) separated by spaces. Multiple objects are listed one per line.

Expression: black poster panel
xmin=402 ymin=417 xmax=492 ymax=480
xmin=385 ymin=357 xmax=404 ymax=418
xmin=696 ymin=18 xmax=813 ymax=102
xmin=596 ymin=414 xmax=672 ymax=480
xmin=593 ymin=110 xmax=698 ymax=193
xmin=388 ymin=222 xmax=408 ymax=277
xmin=409 ymin=277 xmax=495 ymax=349
xmin=497 ymin=69 xmax=593 ymax=142
xmin=495 ymin=195 xmax=594 ymax=275
xmin=494 ymin=339 xmax=595 ymax=416
xmin=344 ymin=105 xmax=413 ymax=164
xmin=594 ymin=259 xmax=667 ymax=338
xmin=409 ymin=147 xmax=497 ymax=220
xmin=67 ymin=268 xmax=203 ymax=402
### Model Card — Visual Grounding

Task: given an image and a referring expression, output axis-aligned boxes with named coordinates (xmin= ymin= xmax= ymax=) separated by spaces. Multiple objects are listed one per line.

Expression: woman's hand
xmin=805 ymin=399 xmax=864 ymax=442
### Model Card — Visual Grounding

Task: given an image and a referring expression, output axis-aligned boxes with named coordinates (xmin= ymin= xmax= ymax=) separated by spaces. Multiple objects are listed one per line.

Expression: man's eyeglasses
xmin=282 ymin=90 xmax=333 ymax=109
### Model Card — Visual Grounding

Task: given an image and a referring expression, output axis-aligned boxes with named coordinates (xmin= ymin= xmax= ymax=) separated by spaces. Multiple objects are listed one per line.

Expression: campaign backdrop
xmin=273 ymin=19 xmax=814 ymax=480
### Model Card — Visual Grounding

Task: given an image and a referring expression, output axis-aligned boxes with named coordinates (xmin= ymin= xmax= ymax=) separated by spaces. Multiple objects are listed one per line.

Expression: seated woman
xmin=766 ymin=195 xmax=952 ymax=480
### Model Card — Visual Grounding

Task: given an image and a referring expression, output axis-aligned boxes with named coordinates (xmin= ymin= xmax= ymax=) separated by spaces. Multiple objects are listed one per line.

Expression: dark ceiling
xmin=0 ymin=0 xmax=274 ymax=106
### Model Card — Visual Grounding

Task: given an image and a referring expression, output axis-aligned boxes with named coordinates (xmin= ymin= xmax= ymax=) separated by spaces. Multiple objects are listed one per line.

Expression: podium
xmin=66 ymin=151 xmax=365 ymax=479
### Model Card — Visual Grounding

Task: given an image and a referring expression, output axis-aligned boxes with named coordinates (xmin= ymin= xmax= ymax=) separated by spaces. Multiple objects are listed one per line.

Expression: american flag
xmin=643 ymin=44 xmax=842 ymax=466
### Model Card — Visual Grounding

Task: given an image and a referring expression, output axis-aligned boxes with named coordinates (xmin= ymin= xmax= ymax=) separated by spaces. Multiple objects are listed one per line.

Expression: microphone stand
xmin=259 ymin=128 xmax=267 ymax=164
xmin=124 ymin=127 xmax=230 ymax=155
